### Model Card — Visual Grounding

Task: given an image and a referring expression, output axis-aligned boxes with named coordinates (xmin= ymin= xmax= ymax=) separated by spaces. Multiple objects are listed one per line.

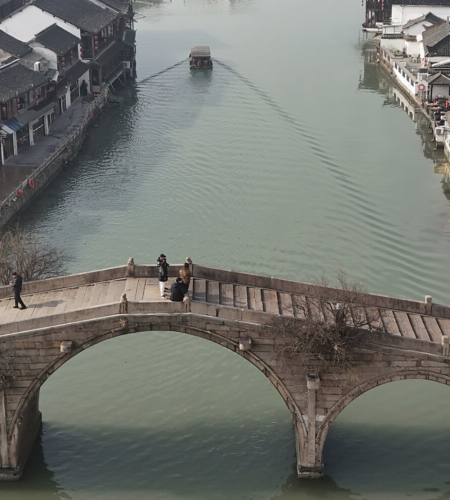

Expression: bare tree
xmin=0 ymin=225 xmax=70 ymax=285
xmin=271 ymin=271 xmax=386 ymax=369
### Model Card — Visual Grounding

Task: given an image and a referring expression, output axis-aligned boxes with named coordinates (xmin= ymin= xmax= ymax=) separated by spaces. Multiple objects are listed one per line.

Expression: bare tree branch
xmin=0 ymin=225 xmax=71 ymax=285
xmin=270 ymin=271 xmax=386 ymax=370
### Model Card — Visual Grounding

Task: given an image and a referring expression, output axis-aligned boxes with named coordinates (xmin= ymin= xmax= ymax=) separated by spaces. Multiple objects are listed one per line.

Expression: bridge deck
xmin=0 ymin=276 xmax=449 ymax=342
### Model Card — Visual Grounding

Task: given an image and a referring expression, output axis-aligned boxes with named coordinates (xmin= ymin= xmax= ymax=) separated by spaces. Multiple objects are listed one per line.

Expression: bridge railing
xmin=191 ymin=265 xmax=448 ymax=319
xmin=0 ymin=264 xmax=183 ymax=300
xmin=0 ymin=264 xmax=449 ymax=319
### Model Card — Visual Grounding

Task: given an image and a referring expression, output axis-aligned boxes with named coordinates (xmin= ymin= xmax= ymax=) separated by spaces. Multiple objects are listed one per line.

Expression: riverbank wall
xmin=0 ymin=88 xmax=110 ymax=231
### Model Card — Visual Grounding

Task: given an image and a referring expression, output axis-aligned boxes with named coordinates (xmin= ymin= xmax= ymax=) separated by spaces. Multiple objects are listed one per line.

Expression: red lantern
xmin=61 ymin=56 xmax=65 ymax=61
xmin=16 ymin=98 xmax=20 ymax=103
xmin=94 ymin=35 xmax=98 ymax=40
xmin=2 ymin=106 xmax=6 ymax=112
xmin=62 ymin=61 xmax=65 ymax=67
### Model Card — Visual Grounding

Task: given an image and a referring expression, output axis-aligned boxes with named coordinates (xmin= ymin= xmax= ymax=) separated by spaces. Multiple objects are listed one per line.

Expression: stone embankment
xmin=0 ymin=88 xmax=110 ymax=230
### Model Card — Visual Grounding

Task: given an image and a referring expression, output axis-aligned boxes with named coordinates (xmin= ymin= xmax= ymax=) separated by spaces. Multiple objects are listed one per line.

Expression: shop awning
xmin=1 ymin=116 xmax=24 ymax=134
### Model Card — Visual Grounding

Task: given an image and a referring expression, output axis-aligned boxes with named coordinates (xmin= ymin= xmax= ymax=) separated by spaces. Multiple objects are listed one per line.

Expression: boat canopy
xmin=190 ymin=46 xmax=211 ymax=57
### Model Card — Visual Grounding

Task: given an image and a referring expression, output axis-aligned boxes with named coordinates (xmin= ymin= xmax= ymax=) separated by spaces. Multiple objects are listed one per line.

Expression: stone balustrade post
xmin=442 ymin=336 xmax=449 ymax=356
xmin=120 ymin=293 xmax=128 ymax=314
xmin=127 ymin=257 xmax=135 ymax=278
xmin=425 ymin=295 xmax=432 ymax=315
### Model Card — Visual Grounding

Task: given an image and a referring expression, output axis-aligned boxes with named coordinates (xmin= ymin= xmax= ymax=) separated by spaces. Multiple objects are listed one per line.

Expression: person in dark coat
xmin=157 ymin=253 xmax=169 ymax=298
xmin=170 ymin=278 xmax=185 ymax=302
xmin=10 ymin=272 xmax=26 ymax=309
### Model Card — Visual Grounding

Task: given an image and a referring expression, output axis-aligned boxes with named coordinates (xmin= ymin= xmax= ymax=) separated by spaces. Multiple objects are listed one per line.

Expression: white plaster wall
xmin=65 ymin=87 xmax=72 ymax=108
xmin=0 ymin=48 xmax=10 ymax=63
xmin=392 ymin=5 xmax=450 ymax=25
xmin=67 ymin=69 xmax=91 ymax=106
xmin=29 ymin=43 xmax=57 ymax=69
xmin=405 ymin=40 xmax=420 ymax=57
xmin=392 ymin=63 xmax=416 ymax=96
xmin=419 ymin=42 xmax=425 ymax=59
xmin=0 ymin=5 xmax=79 ymax=43
xmin=405 ymin=21 xmax=433 ymax=37
xmin=380 ymin=38 xmax=405 ymax=52
xmin=79 ymin=69 xmax=91 ymax=86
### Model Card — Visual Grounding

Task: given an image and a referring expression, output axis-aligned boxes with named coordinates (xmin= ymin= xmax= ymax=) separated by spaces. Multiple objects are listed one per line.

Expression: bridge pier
xmin=0 ymin=388 xmax=41 ymax=480
xmin=296 ymin=373 xmax=323 ymax=479
xmin=1 ymin=263 xmax=450 ymax=481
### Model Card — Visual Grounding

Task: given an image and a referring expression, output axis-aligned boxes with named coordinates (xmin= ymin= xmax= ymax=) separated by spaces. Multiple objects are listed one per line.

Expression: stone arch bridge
xmin=0 ymin=261 xmax=450 ymax=480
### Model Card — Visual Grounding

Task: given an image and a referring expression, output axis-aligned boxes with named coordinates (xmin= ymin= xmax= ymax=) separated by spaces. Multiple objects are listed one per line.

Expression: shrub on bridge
xmin=271 ymin=271 xmax=386 ymax=369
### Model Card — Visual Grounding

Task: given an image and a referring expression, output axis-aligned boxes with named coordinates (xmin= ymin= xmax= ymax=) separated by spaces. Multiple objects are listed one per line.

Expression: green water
xmin=2 ymin=0 xmax=450 ymax=498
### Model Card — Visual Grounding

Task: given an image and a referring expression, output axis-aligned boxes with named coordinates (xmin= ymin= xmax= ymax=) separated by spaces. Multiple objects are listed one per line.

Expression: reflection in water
xmin=8 ymin=0 xmax=450 ymax=497
xmin=272 ymin=473 xmax=356 ymax=500
xmin=0 ymin=430 xmax=70 ymax=500
xmin=360 ymin=47 xmax=450 ymax=195
xmin=323 ymin=380 xmax=450 ymax=500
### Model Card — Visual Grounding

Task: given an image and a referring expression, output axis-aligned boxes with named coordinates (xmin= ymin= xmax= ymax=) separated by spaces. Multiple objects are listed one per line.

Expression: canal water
xmin=3 ymin=0 xmax=450 ymax=498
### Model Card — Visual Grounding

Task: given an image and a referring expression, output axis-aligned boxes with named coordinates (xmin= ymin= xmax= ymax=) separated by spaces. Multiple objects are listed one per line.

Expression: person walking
xmin=157 ymin=254 xmax=169 ymax=298
xmin=10 ymin=272 xmax=26 ymax=309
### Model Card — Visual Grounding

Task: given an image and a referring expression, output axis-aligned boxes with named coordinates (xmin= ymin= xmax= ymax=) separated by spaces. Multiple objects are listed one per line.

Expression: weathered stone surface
xmin=1 ymin=264 xmax=450 ymax=481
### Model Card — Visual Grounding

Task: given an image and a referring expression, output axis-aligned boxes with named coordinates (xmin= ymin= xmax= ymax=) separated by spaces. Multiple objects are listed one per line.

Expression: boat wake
xmin=138 ymin=59 xmax=188 ymax=84
xmin=212 ymin=59 xmax=424 ymax=280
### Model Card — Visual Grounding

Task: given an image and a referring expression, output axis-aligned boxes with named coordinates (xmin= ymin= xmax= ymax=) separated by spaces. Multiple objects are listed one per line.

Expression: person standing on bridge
xmin=10 ymin=272 xmax=26 ymax=310
xmin=157 ymin=253 xmax=169 ymax=298
xmin=179 ymin=262 xmax=192 ymax=291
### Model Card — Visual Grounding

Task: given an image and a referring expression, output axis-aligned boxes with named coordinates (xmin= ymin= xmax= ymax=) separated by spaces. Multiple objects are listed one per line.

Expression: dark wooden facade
xmin=363 ymin=0 xmax=392 ymax=28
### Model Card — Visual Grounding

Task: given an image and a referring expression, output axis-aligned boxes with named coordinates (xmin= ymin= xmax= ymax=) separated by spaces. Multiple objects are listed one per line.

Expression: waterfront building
xmin=390 ymin=0 xmax=450 ymax=27
xmin=0 ymin=61 xmax=52 ymax=163
xmin=0 ymin=0 xmax=136 ymax=165
xmin=31 ymin=24 xmax=89 ymax=114
xmin=0 ymin=0 xmax=26 ymax=22
xmin=363 ymin=0 xmax=392 ymax=30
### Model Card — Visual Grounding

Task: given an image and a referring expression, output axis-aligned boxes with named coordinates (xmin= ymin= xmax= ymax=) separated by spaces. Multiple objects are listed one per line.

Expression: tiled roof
xmin=98 ymin=0 xmax=130 ymax=13
xmin=0 ymin=61 xmax=48 ymax=102
xmin=0 ymin=30 xmax=31 ymax=57
xmin=0 ymin=0 xmax=21 ymax=6
xmin=64 ymin=59 xmax=89 ymax=83
xmin=403 ymin=12 xmax=444 ymax=29
xmin=35 ymin=24 xmax=80 ymax=56
xmin=91 ymin=39 xmax=124 ymax=66
xmin=422 ymin=22 xmax=450 ymax=54
xmin=427 ymin=72 xmax=450 ymax=85
xmin=34 ymin=0 xmax=117 ymax=34
xmin=388 ymin=0 xmax=450 ymax=4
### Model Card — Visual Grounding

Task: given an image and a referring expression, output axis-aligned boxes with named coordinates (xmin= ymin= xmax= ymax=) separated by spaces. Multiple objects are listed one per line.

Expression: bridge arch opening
xmin=24 ymin=329 xmax=295 ymax=491
xmin=320 ymin=378 xmax=450 ymax=490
